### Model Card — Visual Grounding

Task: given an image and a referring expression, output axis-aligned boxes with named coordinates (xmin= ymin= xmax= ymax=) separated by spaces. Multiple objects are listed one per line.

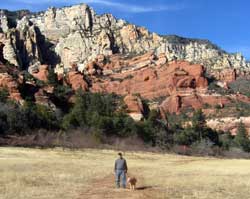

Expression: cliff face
xmin=0 ymin=4 xmax=249 ymax=75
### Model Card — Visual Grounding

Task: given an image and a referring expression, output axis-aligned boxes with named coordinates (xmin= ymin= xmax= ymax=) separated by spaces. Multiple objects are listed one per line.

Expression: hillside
xmin=1 ymin=4 xmax=250 ymax=152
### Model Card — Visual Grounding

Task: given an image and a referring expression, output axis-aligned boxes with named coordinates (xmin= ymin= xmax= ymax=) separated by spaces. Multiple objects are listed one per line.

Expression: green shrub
xmin=47 ymin=69 xmax=58 ymax=86
xmin=229 ymin=77 xmax=250 ymax=97
xmin=219 ymin=133 xmax=234 ymax=150
xmin=0 ymin=111 xmax=8 ymax=135
xmin=0 ymin=88 xmax=9 ymax=103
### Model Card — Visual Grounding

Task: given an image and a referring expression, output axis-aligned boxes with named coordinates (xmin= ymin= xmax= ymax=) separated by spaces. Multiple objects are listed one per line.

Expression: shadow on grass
xmin=136 ymin=186 xmax=153 ymax=190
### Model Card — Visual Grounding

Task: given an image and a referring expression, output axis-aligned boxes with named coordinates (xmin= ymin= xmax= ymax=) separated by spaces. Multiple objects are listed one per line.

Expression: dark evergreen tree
xmin=235 ymin=121 xmax=250 ymax=152
xmin=192 ymin=109 xmax=206 ymax=141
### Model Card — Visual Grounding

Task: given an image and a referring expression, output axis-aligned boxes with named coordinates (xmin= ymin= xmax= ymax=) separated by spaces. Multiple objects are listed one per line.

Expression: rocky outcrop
xmin=91 ymin=57 xmax=208 ymax=99
xmin=0 ymin=15 xmax=43 ymax=69
xmin=0 ymin=72 xmax=22 ymax=102
xmin=31 ymin=65 xmax=49 ymax=82
xmin=160 ymin=95 xmax=181 ymax=113
xmin=66 ymin=68 xmax=89 ymax=91
xmin=160 ymin=92 xmax=232 ymax=114
xmin=207 ymin=117 xmax=250 ymax=135
xmin=124 ymin=94 xmax=144 ymax=121
xmin=87 ymin=52 xmax=250 ymax=115
xmin=211 ymin=68 xmax=237 ymax=83
xmin=0 ymin=4 xmax=248 ymax=77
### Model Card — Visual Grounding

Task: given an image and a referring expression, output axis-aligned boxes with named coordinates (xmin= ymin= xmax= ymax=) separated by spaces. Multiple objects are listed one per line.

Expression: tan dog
xmin=127 ymin=177 xmax=137 ymax=190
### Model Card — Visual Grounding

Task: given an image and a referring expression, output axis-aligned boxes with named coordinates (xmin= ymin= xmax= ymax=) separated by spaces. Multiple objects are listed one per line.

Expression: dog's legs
xmin=129 ymin=183 xmax=132 ymax=190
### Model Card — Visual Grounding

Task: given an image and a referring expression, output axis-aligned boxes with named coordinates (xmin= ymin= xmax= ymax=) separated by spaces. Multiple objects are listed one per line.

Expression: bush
xmin=172 ymin=109 xmax=220 ymax=147
xmin=208 ymin=82 xmax=231 ymax=95
xmin=174 ymin=126 xmax=198 ymax=146
xmin=0 ymin=88 xmax=9 ymax=103
xmin=190 ymin=139 xmax=218 ymax=156
xmin=0 ymin=111 xmax=8 ymax=135
xmin=0 ymin=100 xmax=60 ymax=136
xmin=229 ymin=77 xmax=250 ymax=97
xmin=219 ymin=133 xmax=234 ymax=150
xmin=47 ymin=69 xmax=58 ymax=86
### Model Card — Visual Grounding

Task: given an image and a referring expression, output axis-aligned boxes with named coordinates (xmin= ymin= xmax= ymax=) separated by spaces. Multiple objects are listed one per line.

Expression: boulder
xmin=160 ymin=95 xmax=181 ymax=113
xmin=124 ymin=94 xmax=144 ymax=121
xmin=67 ymin=71 xmax=88 ymax=91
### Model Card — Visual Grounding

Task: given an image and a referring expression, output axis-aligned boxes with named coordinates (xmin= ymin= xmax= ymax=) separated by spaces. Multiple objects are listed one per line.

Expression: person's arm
xmin=114 ymin=160 xmax=117 ymax=172
xmin=124 ymin=159 xmax=128 ymax=173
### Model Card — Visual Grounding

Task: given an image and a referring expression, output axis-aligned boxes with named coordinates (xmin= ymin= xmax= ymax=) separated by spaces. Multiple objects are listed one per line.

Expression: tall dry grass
xmin=1 ymin=147 xmax=250 ymax=199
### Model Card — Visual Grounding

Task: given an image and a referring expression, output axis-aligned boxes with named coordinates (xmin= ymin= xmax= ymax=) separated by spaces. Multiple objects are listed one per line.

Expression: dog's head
xmin=127 ymin=177 xmax=137 ymax=185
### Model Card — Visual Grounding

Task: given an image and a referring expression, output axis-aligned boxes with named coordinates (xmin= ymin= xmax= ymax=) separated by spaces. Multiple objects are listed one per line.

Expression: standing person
xmin=114 ymin=152 xmax=128 ymax=188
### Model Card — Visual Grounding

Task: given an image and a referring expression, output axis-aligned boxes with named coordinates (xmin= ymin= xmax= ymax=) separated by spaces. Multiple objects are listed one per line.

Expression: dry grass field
xmin=1 ymin=147 xmax=250 ymax=199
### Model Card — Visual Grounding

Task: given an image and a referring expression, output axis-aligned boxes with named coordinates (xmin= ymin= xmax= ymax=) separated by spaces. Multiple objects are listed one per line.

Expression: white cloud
xmin=14 ymin=0 xmax=184 ymax=13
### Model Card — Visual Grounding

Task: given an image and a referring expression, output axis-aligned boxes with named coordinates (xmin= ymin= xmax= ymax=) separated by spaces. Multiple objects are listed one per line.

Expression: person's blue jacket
xmin=114 ymin=158 xmax=128 ymax=172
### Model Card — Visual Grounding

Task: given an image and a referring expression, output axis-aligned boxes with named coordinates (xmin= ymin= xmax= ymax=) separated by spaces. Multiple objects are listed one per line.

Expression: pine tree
xmin=192 ymin=109 xmax=206 ymax=141
xmin=235 ymin=121 xmax=250 ymax=152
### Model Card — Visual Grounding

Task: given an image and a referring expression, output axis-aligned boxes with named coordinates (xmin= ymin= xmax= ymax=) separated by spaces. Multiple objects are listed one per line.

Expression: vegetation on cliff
xmin=1 ymin=81 xmax=250 ymax=156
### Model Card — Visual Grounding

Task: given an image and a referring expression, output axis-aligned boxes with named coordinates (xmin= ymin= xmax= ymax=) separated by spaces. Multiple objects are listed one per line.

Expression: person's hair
xmin=118 ymin=152 xmax=122 ymax=156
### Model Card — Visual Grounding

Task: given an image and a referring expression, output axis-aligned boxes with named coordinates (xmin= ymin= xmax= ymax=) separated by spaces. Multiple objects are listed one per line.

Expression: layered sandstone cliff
xmin=0 ymin=4 xmax=249 ymax=76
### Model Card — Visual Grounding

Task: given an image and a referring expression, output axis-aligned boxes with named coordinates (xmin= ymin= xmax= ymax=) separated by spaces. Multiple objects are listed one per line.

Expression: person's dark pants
xmin=115 ymin=170 xmax=126 ymax=188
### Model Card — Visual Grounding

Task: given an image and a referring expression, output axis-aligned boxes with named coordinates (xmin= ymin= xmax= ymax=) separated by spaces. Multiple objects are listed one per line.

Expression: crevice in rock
xmin=108 ymin=32 xmax=119 ymax=54
xmin=0 ymin=43 xmax=7 ymax=64
xmin=34 ymin=26 xmax=61 ymax=67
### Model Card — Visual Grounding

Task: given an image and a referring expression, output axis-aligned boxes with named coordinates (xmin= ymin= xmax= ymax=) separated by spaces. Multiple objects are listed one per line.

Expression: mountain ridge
xmin=0 ymin=3 xmax=249 ymax=74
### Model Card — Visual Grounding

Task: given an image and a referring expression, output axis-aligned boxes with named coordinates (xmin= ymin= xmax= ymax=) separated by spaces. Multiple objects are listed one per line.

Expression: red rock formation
xmin=91 ymin=60 xmax=208 ymax=99
xmin=160 ymin=95 xmax=181 ymax=113
xmin=66 ymin=71 xmax=88 ymax=91
xmin=87 ymin=52 xmax=167 ymax=75
xmin=124 ymin=94 xmax=144 ymax=121
xmin=87 ymin=53 xmax=250 ymax=115
xmin=0 ymin=72 xmax=22 ymax=102
xmin=160 ymin=92 xmax=233 ymax=114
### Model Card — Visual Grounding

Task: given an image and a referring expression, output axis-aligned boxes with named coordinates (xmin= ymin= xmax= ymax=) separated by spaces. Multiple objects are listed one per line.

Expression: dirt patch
xmin=78 ymin=174 xmax=163 ymax=199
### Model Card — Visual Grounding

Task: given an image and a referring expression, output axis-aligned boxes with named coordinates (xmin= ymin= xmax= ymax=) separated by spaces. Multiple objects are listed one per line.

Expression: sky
xmin=1 ymin=0 xmax=249 ymax=59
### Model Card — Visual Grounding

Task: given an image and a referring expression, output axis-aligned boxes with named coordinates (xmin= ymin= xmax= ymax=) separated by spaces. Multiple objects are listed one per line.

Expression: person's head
xmin=118 ymin=152 xmax=123 ymax=158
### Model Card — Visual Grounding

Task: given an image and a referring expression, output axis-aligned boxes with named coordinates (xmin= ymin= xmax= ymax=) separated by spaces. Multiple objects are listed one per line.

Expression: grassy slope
xmin=1 ymin=148 xmax=250 ymax=199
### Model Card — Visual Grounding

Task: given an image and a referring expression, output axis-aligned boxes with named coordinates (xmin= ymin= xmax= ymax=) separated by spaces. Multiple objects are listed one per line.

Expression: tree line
xmin=1 ymin=85 xmax=250 ymax=155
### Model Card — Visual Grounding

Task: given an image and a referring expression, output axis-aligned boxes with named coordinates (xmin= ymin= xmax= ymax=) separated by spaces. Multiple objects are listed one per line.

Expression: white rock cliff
xmin=0 ymin=4 xmax=249 ymax=74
